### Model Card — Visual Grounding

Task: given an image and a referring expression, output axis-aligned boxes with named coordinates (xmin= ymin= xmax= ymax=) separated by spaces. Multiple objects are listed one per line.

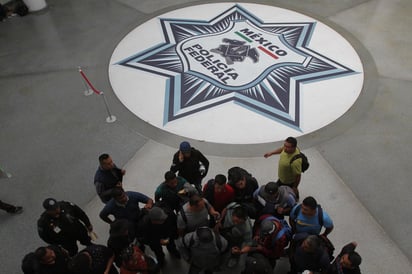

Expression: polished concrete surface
xmin=1 ymin=0 xmax=412 ymax=273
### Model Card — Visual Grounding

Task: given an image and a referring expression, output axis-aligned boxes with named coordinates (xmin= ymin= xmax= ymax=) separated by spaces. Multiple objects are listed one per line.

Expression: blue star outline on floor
xmin=116 ymin=4 xmax=356 ymax=129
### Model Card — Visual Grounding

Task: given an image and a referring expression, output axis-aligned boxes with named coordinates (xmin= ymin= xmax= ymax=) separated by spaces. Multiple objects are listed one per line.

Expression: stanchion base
xmin=84 ymin=89 xmax=93 ymax=96
xmin=106 ymin=115 xmax=117 ymax=123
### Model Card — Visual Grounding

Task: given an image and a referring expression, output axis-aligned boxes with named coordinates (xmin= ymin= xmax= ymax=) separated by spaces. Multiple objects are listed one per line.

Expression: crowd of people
xmin=21 ymin=137 xmax=362 ymax=274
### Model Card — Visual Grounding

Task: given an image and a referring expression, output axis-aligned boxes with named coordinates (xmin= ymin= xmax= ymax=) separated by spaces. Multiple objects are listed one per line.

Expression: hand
xmin=264 ymin=153 xmax=271 ymax=158
xmin=240 ymin=245 xmax=252 ymax=254
xmin=87 ymin=225 xmax=93 ymax=232
xmin=231 ymin=246 xmax=241 ymax=254
xmin=160 ymin=239 xmax=169 ymax=245
xmin=116 ymin=182 xmax=122 ymax=187
xmin=144 ymin=203 xmax=153 ymax=209
xmin=121 ymin=169 xmax=126 ymax=175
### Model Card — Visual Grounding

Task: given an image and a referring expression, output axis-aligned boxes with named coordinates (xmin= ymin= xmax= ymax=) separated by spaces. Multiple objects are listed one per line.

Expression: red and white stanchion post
xmin=78 ymin=67 xmax=116 ymax=123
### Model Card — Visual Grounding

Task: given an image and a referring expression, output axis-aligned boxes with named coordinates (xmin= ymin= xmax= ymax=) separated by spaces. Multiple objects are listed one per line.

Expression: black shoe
xmin=7 ymin=206 xmax=23 ymax=214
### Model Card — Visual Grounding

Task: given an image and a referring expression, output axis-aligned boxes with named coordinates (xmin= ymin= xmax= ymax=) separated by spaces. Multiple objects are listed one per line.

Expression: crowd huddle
xmin=21 ymin=137 xmax=362 ymax=274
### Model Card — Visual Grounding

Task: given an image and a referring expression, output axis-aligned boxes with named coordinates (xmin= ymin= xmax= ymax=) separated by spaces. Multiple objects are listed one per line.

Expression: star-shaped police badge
xmin=115 ymin=4 xmax=356 ymax=130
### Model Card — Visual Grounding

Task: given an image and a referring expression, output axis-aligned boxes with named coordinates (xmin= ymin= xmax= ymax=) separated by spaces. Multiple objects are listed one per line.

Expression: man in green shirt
xmin=264 ymin=137 xmax=302 ymax=198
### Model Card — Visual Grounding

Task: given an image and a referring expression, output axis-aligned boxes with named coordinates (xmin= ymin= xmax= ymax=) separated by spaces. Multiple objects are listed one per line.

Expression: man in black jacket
xmin=137 ymin=206 xmax=180 ymax=266
xmin=327 ymin=242 xmax=362 ymax=274
xmin=22 ymin=245 xmax=71 ymax=274
xmin=37 ymin=198 xmax=93 ymax=256
xmin=170 ymin=141 xmax=209 ymax=193
xmin=94 ymin=153 xmax=125 ymax=203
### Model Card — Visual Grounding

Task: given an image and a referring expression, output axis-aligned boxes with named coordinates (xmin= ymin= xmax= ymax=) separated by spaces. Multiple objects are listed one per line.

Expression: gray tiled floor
xmin=1 ymin=0 xmax=412 ymax=273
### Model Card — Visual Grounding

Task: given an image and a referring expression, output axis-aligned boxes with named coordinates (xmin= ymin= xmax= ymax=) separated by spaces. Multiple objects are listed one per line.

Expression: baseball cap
xmin=43 ymin=198 xmax=59 ymax=210
xmin=264 ymin=182 xmax=279 ymax=195
xmin=148 ymin=207 xmax=168 ymax=222
xmin=260 ymin=220 xmax=276 ymax=236
xmin=179 ymin=141 xmax=191 ymax=153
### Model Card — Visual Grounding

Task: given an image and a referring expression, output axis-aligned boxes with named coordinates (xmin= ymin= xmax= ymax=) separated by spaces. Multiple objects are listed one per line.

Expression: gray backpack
xmin=181 ymin=227 xmax=224 ymax=269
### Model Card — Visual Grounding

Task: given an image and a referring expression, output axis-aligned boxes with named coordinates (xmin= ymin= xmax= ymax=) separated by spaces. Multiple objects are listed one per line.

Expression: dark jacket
xmin=170 ymin=148 xmax=209 ymax=185
xmin=327 ymin=243 xmax=361 ymax=274
xmin=37 ymin=201 xmax=91 ymax=245
xmin=94 ymin=165 xmax=123 ymax=203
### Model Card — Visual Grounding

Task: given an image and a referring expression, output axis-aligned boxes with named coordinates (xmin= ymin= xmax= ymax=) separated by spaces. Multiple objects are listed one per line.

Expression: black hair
xmin=285 ymin=137 xmax=297 ymax=147
xmin=302 ymin=196 xmax=317 ymax=210
xmin=98 ymin=153 xmax=110 ymax=164
xmin=189 ymin=194 xmax=202 ymax=206
xmin=120 ymin=246 xmax=134 ymax=263
xmin=348 ymin=251 xmax=362 ymax=267
xmin=34 ymin=247 xmax=47 ymax=261
xmin=111 ymin=187 xmax=125 ymax=198
xmin=304 ymin=235 xmax=321 ymax=253
xmin=227 ymin=167 xmax=245 ymax=184
xmin=232 ymin=206 xmax=247 ymax=220
xmin=214 ymin=174 xmax=227 ymax=185
xmin=68 ymin=253 xmax=91 ymax=274
xmin=164 ymin=171 xmax=176 ymax=181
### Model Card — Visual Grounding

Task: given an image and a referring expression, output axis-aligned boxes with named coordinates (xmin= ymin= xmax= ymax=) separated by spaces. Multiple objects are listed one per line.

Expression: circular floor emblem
xmin=109 ymin=3 xmax=363 ymax=144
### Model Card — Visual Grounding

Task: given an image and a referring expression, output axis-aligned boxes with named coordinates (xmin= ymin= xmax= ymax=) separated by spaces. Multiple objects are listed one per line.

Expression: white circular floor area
xmin=109 ymin=3 xmax=364 ymax=144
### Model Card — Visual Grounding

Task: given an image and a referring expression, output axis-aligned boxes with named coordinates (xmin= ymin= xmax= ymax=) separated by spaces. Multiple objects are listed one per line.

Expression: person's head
xmin=231 ymin=206 xmax=247 ymax=225
xmin=301 ymin=196 xmax=318 ymax=217
xmin=68 ymin=252 xmax=91 ymax=274
xmin=120 ymin=246 xmax=136 ymax=265
xmin=179 ymin=141 xmax=192 ymax=157
xmin=42 ymin=198 xmax=61 ymax=218
xmin=99 ymin=153 xmax=115 ymax=170
xmin=260 ymin=220 xmax=276 ymax=237
xmin=188 ymin=194 xmax=205 ymax=211
xmin=283 ymin=137 xmax=297 ymax=154
xmin=301 ymin=235 xmax=321 ymax=253
xmin=264 ymin=182 xmax=279 ymax=197
xmin=214 ymin=174 xmax=227 ymax=192
xmin=148 ymin=207 xmax=168 ymax=224
xmin=227 ymin=167 xmax=248 ymax=189
xmin=196 ymin=227 xmax=213 ymax=243
xmin=228 ymin=167 xmax=242 ymax=184
xmin=112 ymin=187 xmax=128 ymax=204
xmin=35 ymin=247 xmax=56 ymax=265
xmin=164 ymin=171 xmax=178 ymax=188
xmin=341 ymin=251 xmax=362 ymax=269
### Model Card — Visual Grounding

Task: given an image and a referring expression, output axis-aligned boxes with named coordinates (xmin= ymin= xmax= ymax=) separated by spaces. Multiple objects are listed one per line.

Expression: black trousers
xmin=0 ymin=200 xmax=17 ymax=212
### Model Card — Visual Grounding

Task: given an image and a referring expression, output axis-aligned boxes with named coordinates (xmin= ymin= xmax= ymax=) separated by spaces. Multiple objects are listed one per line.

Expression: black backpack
xmin=290 ymin=152 xmax=309 ymax=173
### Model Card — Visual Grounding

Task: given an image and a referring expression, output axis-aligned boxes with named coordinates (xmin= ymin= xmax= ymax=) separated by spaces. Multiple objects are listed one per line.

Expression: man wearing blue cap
xmin=170 ymin=141 xmax=209 ymax=193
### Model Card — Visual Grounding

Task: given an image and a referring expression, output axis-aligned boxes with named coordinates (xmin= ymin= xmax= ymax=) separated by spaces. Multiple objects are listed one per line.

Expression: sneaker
xmin=7 ymin=206 xmax=23 ymax=214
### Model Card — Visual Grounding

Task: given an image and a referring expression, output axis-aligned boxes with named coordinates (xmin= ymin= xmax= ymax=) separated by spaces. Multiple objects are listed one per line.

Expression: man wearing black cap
xmin=137 ymin=206 xmax=180 ymax=266
xmin=253 ymin=182 xmax=297 ymax=219
xmin=37 ymin=198 xmax=93 ymax=256
xmin=170 ymin=141 xmax=209 ymax=193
